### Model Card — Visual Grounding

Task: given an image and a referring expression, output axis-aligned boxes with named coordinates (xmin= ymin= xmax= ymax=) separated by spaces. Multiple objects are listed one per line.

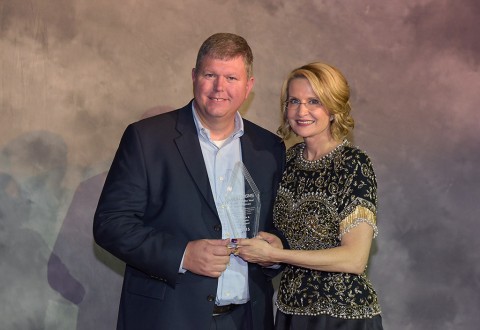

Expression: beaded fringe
xmin=339 ymin=206 xmax=378 ymax=239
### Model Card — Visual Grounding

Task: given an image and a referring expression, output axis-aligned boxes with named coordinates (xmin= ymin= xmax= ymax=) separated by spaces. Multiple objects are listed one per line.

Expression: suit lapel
xmin=240 ymin=128 xmax=261 ymax=186
xmin=174 ymin=104 xmax=218 ymax=217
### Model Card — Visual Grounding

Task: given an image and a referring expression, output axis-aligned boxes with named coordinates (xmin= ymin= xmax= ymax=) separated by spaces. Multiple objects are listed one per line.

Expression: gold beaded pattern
xmin=274 ymin=140 xmax=381 ymax=319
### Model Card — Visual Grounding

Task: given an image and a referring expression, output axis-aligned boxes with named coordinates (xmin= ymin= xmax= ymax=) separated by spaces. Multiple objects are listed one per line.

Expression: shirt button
xmin=207 ymin=295 xmax=215 ymax=302
xmin=214 ymin=224 xmax=221 ymax=232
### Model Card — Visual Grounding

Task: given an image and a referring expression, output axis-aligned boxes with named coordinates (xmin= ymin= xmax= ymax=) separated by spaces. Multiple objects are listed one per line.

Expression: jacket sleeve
xmin=93 ymin=124 xmax=187 ymax=286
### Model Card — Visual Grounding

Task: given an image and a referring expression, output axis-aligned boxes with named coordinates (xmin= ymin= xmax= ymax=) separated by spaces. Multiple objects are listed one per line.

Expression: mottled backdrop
xmin=1 ymin=0 xmax=479 ymax=329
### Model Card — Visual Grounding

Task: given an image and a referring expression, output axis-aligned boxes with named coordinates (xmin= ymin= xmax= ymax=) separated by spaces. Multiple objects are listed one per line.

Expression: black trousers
xmin=210 ymin=302 xmax=253 ymax=330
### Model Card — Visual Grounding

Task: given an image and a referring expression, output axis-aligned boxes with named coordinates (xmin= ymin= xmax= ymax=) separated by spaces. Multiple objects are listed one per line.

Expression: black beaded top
xmin=274 ymin=141 xmax=381 ymax=319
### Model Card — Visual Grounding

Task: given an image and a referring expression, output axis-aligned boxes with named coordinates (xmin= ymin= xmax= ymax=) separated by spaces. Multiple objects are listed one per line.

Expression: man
xmin=93 ymin=33 xmax=286 ymax=330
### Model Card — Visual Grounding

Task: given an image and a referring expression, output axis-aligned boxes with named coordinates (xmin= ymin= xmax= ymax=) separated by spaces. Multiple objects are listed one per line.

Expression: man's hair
xmin=195 ymin=33 xmax=253 ymax=78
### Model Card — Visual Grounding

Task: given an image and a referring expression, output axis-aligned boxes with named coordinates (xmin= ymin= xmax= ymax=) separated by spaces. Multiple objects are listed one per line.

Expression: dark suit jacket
xmin=93 ymin=101 xmax=286 ymax=330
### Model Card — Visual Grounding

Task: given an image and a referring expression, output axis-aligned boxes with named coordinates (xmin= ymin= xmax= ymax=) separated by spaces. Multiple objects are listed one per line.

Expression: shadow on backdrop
xmin=0 ymin=130 xmax=68 ymax=329
xmin=48 ymin=105 xmax=173 ymax=329
xmin=0 ymin=172 xmax=56 ymax=329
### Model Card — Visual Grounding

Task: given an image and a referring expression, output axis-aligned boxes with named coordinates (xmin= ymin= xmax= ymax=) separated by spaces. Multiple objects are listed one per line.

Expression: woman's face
xmin=286 ymin=78 xmax=331 ymax=141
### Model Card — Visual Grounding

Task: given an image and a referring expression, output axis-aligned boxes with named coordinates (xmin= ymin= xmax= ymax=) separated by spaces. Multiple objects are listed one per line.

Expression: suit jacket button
xmin=213 ymin=224 xmax=221 ymax=232
xmin=207 ymin=295 xmax=215 ymax=302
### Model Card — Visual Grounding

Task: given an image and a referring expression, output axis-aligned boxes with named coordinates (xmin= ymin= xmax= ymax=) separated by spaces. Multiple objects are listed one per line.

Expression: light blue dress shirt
xmin=191 ymin=105 xmax=250 ymax=306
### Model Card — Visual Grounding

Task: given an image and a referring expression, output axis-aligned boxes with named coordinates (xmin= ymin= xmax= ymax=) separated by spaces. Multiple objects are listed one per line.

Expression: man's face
xmin=192 ymin=55 xmax=254 ymax=129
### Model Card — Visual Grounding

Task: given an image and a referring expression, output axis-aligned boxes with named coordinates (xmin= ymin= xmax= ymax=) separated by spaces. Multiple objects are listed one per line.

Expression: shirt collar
xmin=191 ymin=102 xmax=244 ymax=142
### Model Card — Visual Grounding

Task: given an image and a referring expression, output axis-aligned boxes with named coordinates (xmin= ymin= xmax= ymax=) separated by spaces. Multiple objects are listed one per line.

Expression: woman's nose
xmin=297 ymin=103 xmax=309 ymax=115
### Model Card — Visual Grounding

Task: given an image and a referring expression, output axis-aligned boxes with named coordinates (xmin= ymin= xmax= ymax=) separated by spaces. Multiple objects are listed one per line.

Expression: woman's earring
xmin=330 ymin=115 xmax=334 ymax=122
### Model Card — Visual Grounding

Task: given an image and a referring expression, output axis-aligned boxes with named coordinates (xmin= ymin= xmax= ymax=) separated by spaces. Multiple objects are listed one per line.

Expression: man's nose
xmin=214 ymin=77 xmax=225 ymax=91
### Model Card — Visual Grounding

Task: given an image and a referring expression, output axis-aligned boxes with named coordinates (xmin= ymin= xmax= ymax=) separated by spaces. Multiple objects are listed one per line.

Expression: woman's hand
xmin=235 ymin=232 xmax=282 ymax=267
xmin=257 ymin=231 xmax=283 ymax=249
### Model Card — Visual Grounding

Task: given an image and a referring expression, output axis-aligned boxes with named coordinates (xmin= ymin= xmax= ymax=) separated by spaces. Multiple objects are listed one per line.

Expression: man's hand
xmin=183 ymin=239 xmax=231 ymax=278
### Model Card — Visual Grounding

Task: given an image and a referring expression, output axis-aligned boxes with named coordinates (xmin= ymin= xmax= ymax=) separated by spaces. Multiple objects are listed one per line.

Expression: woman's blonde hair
xmin=277 ymin=62 xmax=354 ymax=140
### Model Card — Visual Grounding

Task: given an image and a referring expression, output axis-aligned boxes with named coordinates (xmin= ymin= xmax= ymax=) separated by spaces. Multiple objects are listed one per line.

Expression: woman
xmin=237 ymin=62 xmax=383 ymax=329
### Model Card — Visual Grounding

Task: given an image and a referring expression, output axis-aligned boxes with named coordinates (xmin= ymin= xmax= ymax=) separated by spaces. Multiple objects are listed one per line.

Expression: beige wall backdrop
xmin=1 ymin=0 xmax=479 ymax=329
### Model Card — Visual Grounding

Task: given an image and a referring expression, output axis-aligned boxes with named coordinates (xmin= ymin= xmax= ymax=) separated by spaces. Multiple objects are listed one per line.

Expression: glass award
xmin=223 ymin=162 xmax=261 ymax=249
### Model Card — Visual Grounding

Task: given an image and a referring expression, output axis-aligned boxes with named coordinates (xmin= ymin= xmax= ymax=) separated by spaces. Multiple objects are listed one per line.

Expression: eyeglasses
xmin=284 ymin=98 xmax=323 ymax=110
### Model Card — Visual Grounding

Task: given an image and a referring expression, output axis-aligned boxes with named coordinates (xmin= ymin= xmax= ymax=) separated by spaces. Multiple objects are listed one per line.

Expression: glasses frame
xmin=284 ymin=98 xmax=323 ymax=110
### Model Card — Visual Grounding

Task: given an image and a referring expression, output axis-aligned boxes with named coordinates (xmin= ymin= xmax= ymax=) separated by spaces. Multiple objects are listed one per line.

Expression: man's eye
xmin=205 ymin=73 xmax=215 ymax=78
xmin=227 ymin=76 xmax=237 ymax=81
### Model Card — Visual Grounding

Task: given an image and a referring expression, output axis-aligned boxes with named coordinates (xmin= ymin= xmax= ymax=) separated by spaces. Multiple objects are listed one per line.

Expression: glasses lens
xmin=286 ymin=99 xmax=321 ymax=110
xmin=286 ymin=100 xmax=299 ymax=109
